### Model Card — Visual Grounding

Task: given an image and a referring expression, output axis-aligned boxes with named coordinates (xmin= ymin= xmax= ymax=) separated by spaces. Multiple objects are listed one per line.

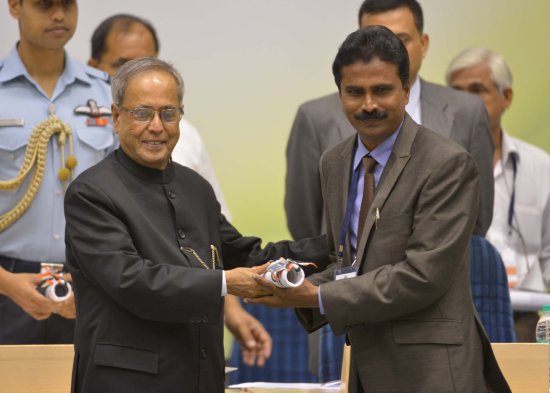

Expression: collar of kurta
xmin=115 ymin=148 xmax=175 ymax=184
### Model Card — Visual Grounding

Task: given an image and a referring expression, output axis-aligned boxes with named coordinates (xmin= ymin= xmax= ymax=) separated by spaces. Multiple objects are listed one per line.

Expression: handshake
xmin=225 ymin=258 xmax=320 ymax=309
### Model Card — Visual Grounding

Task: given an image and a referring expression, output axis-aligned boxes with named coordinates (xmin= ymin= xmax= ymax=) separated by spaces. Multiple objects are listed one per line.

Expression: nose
xmin=148 ymin=111 xmax=164 ymax=133
xmin=361 ymin=94 xmax=378 ymax=113
xmin=51 ymin=5 xmax=67 ymax=22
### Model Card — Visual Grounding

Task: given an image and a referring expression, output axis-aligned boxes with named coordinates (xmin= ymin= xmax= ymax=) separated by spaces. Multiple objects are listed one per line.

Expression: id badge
xmin=335 ymin=265 xmax=357 ymax=281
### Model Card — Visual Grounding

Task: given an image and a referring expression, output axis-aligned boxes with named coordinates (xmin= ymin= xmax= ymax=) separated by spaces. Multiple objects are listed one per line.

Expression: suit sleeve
xmin=295 ymin=152 xmax=339 ymax=332
xmin=285 ymin=104 xmax=324 ymax=240
xmin=321 ymin=151 xmax=480 ymax=335
xmin=467 ymin=100 xmax=494 ymax=236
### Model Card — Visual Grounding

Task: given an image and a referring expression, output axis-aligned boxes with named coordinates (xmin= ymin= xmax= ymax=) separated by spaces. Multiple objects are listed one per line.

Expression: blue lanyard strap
xmin=338 ymin=165 xmax=362 ymax=262
xmin=507 ymin=153 xmax=517 ymax=228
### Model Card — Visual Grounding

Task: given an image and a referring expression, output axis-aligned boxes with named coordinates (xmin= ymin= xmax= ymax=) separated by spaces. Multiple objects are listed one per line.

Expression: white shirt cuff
xmin=221 ymin=270 xmax=227 ymax=296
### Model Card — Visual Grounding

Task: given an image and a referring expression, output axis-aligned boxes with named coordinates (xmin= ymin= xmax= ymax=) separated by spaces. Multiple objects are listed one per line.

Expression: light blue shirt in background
xmin=0 ymin=47 xmax=117 ymax=262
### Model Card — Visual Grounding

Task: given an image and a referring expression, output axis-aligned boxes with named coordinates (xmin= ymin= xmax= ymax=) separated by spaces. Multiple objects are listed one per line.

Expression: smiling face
xmin=112 ymin=70 xmax=180 ymax=170
xmin=340 ymin=58 xmax=409 ymax=150
xmin=9 ymin=0 xmax=78 ymax=51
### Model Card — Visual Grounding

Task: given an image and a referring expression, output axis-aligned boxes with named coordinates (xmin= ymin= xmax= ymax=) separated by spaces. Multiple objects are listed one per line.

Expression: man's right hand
xmin=0 ymin=268 xmax=56 ymax=320
xmin=225 ymin=267 xmax=270 ymax=299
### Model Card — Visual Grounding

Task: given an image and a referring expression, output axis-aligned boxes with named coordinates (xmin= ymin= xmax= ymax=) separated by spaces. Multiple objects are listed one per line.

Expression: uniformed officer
xmin=0 ymin=0 xmax=117 ymax=343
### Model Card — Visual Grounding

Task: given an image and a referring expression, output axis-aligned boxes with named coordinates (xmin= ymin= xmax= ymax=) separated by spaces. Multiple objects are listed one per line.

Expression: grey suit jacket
xmin=285 ymin=79 xmax=494 ymax=239
xmin=296 ymin=115 xmax=509 ymax=393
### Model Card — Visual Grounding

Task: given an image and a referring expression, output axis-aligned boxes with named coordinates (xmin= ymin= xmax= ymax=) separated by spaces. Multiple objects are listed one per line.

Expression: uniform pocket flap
xmin=94 ymin=343 xmax=159 ymax=375
xmin=75 ymin=127 xmax=115 ymax=151
xmin=393 ymin=319 xmax=463 ymax=345
xmin=0 ymin=129 xmax=30 ymax=151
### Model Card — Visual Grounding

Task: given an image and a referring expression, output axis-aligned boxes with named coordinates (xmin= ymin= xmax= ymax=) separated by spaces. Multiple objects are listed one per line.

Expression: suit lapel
xmin=354 ymin=115 xmax=418 ymax=270
xmin=335 ymin=136 xmax=356 ymax=264
xmin=420 ymin=79 xmax=452 ymax=139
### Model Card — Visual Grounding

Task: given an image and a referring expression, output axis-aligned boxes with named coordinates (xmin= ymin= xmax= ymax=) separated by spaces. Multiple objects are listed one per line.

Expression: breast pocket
xmin=72 ymin=127 xmax=116 ymax=175
xmin=371 ymin=212 xmax=412 ymax=264
xmin=0 ymin=128 xmax=32 ymax=179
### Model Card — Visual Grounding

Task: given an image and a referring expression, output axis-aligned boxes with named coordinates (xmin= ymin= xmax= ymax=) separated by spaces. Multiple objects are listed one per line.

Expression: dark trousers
xmin=0 ymin=295 xmax=74 ymax=344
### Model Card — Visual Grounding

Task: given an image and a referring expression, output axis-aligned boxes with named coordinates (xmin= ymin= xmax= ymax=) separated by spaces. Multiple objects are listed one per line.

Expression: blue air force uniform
xmin=0 ymin=47 xmax=117 ymax=343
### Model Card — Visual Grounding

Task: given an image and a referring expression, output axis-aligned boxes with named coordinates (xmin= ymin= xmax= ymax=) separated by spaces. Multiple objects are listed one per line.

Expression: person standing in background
xmin=0 ymin=0 xmax=117 ymax=344
xmin=447 ymin=47 xmax=550 ymax=342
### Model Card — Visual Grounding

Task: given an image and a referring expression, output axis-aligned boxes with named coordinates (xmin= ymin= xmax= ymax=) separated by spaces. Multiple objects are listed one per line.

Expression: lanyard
xmin=507 ymin=153 xmax=518 ymax=229
xmin=337 ymin=164 xmax=362 ymax=265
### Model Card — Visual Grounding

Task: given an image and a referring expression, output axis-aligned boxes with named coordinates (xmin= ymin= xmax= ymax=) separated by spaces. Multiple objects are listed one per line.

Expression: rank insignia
xmin=74 ymin=99 xmax=111 ymax=126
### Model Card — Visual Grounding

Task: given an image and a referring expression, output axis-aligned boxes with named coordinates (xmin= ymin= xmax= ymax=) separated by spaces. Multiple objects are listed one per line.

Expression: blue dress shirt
xmin=0 ymin=47 xmax=117 ymax=262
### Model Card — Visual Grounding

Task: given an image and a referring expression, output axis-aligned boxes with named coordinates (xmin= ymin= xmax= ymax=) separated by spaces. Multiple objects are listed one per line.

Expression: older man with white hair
xmin=447 ymin=47 xmax=550 ymax=341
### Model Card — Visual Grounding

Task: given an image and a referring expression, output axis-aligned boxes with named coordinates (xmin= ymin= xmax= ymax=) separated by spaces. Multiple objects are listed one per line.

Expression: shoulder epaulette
xmin=84 ymin=65 xmax=110 ymax=83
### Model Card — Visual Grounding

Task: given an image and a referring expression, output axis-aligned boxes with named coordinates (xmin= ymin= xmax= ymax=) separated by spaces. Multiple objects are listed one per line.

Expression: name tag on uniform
xmin=0 ymin=118 xmax=24 ymax=127
xmin=335 ymin=265 xmax=357 ymax=281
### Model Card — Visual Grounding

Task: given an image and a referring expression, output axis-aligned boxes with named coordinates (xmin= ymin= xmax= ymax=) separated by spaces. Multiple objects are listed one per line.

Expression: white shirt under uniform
xmin=171 ymin=118 xmax=231 ymax=221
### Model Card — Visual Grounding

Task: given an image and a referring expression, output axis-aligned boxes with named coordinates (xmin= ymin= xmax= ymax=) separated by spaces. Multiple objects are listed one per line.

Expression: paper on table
xmin=228 ymin=381 xmax=339 ymax=390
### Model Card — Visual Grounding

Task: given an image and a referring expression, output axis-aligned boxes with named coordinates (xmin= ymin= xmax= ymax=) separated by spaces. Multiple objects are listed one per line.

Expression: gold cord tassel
xmin=0 ymin=114 xmax=74 ymax=232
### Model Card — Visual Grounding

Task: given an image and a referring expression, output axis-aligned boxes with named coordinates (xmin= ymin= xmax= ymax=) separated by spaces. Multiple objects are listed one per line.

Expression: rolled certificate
xmin=45 ymin=281 xmax=72 ymax=302
xmin=263 ymin=258 xmax=316 ymax=288
xmin=37 ymin=273 xmax=72 ymax=302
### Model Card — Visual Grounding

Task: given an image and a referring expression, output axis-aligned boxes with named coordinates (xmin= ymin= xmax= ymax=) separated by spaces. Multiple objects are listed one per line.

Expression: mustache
xmin=354 ymin=110 xmax=388 ymax=121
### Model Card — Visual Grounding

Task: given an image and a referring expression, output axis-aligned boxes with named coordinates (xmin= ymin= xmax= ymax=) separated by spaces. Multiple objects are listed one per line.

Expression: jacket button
xmin=201 ymin=348 xmax=207 ymax=359
xmin=177 ymin=229 xmax=186 ymax=239
xmin=168 ymin=190 xmax=176 ymax=199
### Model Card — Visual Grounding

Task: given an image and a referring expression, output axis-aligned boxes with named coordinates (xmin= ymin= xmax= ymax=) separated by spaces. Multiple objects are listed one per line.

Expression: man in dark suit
xmin=249 ymin=26 xmax=509 ymax=393
xmin=64 ymin=57 xmax=328 ymax=393
xmin=285 ymin=0 xmax=494 ymax=240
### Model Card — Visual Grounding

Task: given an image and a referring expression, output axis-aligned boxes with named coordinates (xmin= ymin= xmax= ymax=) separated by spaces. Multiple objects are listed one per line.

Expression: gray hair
xmin=445 ymin=47 xmax=513 ymax=94
xmin=111 ymin=57 xmax=184 ymax=106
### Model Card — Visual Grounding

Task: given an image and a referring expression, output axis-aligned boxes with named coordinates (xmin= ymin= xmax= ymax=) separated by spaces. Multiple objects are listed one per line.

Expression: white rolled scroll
xmin=263 ymin=258 xmax=307 ymax=288
xmin=45 ymin=281 xmax=72 ymax=302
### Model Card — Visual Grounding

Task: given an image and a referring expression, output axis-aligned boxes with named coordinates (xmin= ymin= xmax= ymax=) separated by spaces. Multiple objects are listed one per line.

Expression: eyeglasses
xmin=118 ymin=106 xmax=183 ymax=123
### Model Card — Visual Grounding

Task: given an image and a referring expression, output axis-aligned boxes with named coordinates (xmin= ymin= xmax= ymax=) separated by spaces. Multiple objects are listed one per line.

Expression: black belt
xmin=0 ymin=255 xmax=65 ymax=274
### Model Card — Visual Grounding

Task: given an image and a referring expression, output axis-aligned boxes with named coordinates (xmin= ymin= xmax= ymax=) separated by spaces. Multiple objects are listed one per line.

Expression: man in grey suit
xmin=250 ymin=26 xmax=509 ymax=393
xmin=285 ymin=0 xmax=494 ymax=241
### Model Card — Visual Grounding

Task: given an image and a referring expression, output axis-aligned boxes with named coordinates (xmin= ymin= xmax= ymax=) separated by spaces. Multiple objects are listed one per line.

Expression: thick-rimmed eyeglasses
xmin=118 ymin=106 xmax=183 ymax=123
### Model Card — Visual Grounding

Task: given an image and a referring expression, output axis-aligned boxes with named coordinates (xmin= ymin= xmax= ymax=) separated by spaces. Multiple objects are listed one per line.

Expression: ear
xmin=502 ymin=87 xmax=513 ymax=111
xmin=111 ymin=104 xmax=120 ymax=133
xmin=8 ymin=0 xmax=21 ymax=19
xmin=403 ymin=81 xmax=411 ymax=105
xmin=420 ymin=33 xmax=430 ymax=59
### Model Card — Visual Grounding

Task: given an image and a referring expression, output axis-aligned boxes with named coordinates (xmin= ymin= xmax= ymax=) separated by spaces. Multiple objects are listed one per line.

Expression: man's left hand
xmin=245 ymin=276 xmax=319 ymax=308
